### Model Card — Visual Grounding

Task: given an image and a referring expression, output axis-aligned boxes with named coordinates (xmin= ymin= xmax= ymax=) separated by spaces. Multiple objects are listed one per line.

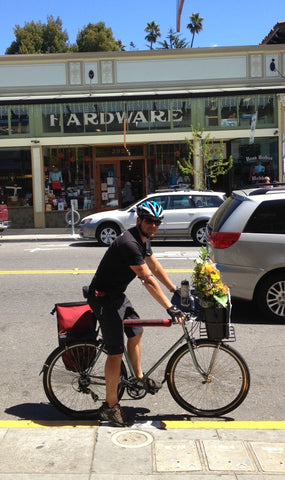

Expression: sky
xmin=0 ymin=0 xmax=284 ymax=54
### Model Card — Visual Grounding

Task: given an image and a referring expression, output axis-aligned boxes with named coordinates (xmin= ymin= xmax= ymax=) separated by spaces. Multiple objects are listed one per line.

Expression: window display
xmin=0 ymin=148 xmax=32 ymax=206
xmin=43 ymin=147 xmax=94 ymax=212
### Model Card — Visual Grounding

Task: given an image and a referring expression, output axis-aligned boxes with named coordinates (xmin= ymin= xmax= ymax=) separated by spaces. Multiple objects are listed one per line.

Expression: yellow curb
xmin=163 ymin=421 xmax=285 ymax=429
xmin=1 ymin=420 xmax=285 ymax=430
xmin=0 ymin=269 xmax=192 ymax=275
xmin=0 ymin=420 xmax=99 ymax=429
xmin=0 ymin=270 xmax=96 ymax=275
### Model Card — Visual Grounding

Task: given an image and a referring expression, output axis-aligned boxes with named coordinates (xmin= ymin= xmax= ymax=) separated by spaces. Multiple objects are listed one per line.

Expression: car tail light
xmin=209 ymin=231 xmax=241 ymax=249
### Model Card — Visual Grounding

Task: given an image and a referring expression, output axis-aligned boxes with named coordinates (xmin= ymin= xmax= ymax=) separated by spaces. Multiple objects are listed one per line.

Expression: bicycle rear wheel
xmin=166 ymin=340 xmax=250 ymax=417
xmin=42 ymin=341 xmax=127 ymax=419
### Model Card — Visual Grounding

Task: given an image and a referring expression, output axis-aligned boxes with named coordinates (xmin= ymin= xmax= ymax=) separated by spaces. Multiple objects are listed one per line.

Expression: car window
xmin=192 ymin=195 xmax=223 ymax=208
xmin=244 ymin=199 xmax=285 ymax=234
xmin=168 ymin=195 xmax=195 ymax=210
xmin=146 ymin=195 xmax=168 ymax=210
xmin=208 ymin=196 xmax=242 ymax=230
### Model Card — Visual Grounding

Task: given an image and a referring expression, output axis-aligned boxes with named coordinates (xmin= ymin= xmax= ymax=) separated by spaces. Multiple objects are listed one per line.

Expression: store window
xmin=43 ymin=147 xmax=94 ymax=212
xmin=0 ymin=105 xmax=29 ymax=136
xmin=173 ymin=99 xmax=191 ymax=129
xmin=239 ymin=96 xmax=255 ymax=127
xmin=40 ymin=98 xmax=191 ymax=136
xmin=11 ymin=106 xmax=29 ymax=134
xmin=230 ymin=138 xmax=278 ymax=189
xmin=205 ymin=99 xmax=218 ymax=127
xmin=147 ymin=143 xmax=190 ymax=191
xmin=42 ymin=104 xmax=61 ymax=133
xmin=0 ymin=106 xmax=8 ymax=136
xmin=257 ymin=96 xmax=274 ymax=124
xmin=0 ymin=148 xmax=32 ymax=206
xmin=203 ymin=95 xmax=276 ymax=129
xmin=221 ymin=98 xmax=237 ymax=127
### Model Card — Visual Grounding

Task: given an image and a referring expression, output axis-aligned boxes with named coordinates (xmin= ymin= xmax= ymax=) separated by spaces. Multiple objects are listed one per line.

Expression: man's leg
xmin=127 ymin=332 xmax=143 ymax=378
xmin=105 ymin=353 xmax=123 ymax=407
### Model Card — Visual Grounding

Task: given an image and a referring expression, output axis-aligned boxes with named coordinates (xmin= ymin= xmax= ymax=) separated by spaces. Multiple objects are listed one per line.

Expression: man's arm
xmin=130 ymin=261 xmax=185 ymax=323
xmin=130 ymin=263 xmax=172 ymax=309
xmin=145 ymin=254 xmax=177 ymax=293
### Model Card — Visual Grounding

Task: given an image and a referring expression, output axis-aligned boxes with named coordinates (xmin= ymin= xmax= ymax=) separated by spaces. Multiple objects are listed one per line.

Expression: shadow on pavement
xmin=5 ymin=402 xmax=235 ymax=426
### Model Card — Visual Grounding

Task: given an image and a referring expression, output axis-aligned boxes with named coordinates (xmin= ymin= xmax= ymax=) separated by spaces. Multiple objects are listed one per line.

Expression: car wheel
xmin=191 ymin=222 xmax=207 ymax=246
xmin=96 ymin=223 xmax=121 ymax=246
xmin=255 ymin=272 xmax=285 ymax=322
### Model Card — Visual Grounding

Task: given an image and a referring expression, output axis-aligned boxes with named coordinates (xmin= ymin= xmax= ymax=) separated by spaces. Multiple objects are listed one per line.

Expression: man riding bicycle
xmin=88 ymin=200 xmax=185 ymax=427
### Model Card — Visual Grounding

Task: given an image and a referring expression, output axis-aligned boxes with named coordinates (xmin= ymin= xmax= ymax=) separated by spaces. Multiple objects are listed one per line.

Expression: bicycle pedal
xmin=144 ymin=378 xmax=162 ymax=395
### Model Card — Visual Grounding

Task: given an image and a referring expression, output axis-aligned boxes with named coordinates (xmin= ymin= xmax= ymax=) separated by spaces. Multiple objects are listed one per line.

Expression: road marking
xmin=0 ymin=420 xmax=285 ymax=429
xmin=0 ymin=268 xmax=193 ymax=275
xmin=0 ymin=269 xmax=96 ymax=275
xmin=164 ymin=421 xmax=285 ymax=429
xmin=0 ymin=420 xmax=99 ymax=428
xmin=155 ymin=251 xmax=198 ymax=260
xmin=25 ymin=244 xmax=72 ymax=252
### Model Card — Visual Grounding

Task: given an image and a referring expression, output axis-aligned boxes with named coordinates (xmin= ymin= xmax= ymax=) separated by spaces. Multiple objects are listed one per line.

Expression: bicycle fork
xmin=188 ymin=334 xmax=222 ymax=383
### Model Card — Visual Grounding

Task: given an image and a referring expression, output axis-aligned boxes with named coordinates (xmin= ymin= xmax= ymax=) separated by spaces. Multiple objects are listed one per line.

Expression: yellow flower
xmin=192 ymin=247 xmax=229 ymax=308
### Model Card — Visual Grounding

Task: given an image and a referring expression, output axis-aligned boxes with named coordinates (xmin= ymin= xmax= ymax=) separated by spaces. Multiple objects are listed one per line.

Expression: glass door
xmin=96 ymin=162 xmax=119 ymax=210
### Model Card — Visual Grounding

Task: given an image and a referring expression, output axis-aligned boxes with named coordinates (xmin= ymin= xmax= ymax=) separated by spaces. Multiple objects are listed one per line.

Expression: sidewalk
xmin=0 ymin=420 xmax=285 ymax=478
xmin=1 ymin=228 xmax=81 ymax=242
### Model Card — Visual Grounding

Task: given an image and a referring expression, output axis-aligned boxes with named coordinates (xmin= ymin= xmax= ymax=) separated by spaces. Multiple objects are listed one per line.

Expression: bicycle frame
xmin=121 ymin=319 xmax=213 ymax=384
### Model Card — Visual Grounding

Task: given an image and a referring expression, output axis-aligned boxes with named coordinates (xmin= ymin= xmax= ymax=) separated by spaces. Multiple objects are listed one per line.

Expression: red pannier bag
xmin=51 ymin=302 xmax=98 ymax=371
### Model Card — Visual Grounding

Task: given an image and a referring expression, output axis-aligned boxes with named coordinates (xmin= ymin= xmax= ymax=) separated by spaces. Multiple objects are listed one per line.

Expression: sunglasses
xmin=143 ymin=217 xmax=162 ymax=226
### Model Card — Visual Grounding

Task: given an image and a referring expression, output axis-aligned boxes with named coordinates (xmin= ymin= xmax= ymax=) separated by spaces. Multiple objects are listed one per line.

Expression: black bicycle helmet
xmin=137 ymin=200 xmax=164 ymax=219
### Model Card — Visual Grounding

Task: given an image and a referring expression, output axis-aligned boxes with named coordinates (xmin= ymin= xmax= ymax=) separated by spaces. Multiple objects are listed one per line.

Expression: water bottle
xmin=180 ymin=279 xmax=190 ymax=307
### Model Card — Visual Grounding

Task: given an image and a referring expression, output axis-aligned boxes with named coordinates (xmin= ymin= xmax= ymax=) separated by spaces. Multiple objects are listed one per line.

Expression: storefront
xmin=0 ymin=46 xmax=284 ymax=228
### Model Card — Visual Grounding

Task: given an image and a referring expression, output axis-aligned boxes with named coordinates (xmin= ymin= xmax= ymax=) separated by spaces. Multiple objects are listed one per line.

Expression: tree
xmin=5 ymin=15 xmax=69 ymax=54
xmin=76 ymin=22 xmax=121 ymax=52
xmin=144 ymin=21 xmax=161 ymax=50
xmin=187 ymin=13 xmax=204 ymax=48
xmin=159 ymin=28 xmax=189 ymax=49
xmin=177 ymin=126 xmax=233 ymax=189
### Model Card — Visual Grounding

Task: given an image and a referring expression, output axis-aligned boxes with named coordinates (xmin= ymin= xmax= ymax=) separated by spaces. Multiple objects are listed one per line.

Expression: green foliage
xmin=5 ymin=15 xmax=69 ymax=54
xmin=177 ymin=125 xmax=233 ymax=189
xmin=187 ymin=13 xmax=204 ymax=48
xmin=158 ymin=28 xmax=189 ymax=49
xmin=76 ymin=22 xmax=121 ymax=52
xmin=144 ymin=21 xmax=161 ymax=49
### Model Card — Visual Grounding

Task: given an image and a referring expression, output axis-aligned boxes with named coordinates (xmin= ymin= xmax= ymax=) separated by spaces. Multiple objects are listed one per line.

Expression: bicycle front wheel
xmin=42 ymin=342 xmax=127 ymax=419
xmin=166 ymin=340 xmax=250 ymax=417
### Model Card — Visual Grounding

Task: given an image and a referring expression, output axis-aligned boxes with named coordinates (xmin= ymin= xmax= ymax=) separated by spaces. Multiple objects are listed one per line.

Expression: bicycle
xmin=42 ymin=290 xmax=250 ymax=419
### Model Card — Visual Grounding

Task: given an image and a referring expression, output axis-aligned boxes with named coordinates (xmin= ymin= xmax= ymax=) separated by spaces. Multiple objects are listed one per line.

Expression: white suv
xmin=79 ymin=189 xmax=225 ymax=246
xmin=207 ymin=187 xmax=285 ymax=322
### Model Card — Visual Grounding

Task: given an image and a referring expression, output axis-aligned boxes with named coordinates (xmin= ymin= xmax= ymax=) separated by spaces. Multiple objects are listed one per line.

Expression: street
xmin=0 ymin=237 xmax=285 ymax=422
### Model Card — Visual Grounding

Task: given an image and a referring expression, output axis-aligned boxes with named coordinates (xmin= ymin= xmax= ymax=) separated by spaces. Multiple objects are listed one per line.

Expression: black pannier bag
xmin=51 ymin=302 xmax=98 ymax=371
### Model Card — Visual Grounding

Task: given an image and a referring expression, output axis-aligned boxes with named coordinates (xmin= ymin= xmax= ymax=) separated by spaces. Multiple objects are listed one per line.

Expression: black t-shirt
xmin=90 ymin=227 xmax=153 ymax=294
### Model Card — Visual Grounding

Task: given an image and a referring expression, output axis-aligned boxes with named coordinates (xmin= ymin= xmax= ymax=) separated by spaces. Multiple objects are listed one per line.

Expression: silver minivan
xmin=207 ymin=187 xmax=285 ymax=322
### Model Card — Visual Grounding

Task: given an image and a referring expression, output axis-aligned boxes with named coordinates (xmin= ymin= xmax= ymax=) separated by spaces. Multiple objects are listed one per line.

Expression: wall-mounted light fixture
xmin=270 ymin=59 xmax=285 ymax=80
xmin=89 ymin=70 xmax=94 ymax=96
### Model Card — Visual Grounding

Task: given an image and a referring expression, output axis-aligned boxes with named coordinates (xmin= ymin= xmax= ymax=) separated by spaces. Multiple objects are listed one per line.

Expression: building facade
xmin=0 ymin=44 xmax=284 ymax=228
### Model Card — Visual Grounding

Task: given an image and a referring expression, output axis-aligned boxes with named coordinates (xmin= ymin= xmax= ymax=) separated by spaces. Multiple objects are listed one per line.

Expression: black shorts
xmin=88 ymin=293 xmax=143 ymax=355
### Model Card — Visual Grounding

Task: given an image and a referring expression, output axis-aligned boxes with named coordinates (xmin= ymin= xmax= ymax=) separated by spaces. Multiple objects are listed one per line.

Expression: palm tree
xmin=158 ymin=28 xmax=189 ymax=49
xmin=187 ymin=13 xmax=204 ymax=48
xmin=144 ymin=21 xmax=161 ymax=50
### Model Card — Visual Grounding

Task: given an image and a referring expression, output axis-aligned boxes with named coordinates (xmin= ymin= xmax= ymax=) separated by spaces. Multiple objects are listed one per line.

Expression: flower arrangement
xmin=192 ymin=247 xmax=229 ymax=308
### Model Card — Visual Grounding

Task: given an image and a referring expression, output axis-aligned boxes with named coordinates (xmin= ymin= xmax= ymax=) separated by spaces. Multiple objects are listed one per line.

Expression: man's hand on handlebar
xmin=167 ymin=305 xmax=186 ymax=324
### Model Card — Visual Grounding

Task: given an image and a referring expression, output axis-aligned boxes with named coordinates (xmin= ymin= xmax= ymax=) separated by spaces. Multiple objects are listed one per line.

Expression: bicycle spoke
xmin=166 ymin=340 xmax=250 ymax=416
